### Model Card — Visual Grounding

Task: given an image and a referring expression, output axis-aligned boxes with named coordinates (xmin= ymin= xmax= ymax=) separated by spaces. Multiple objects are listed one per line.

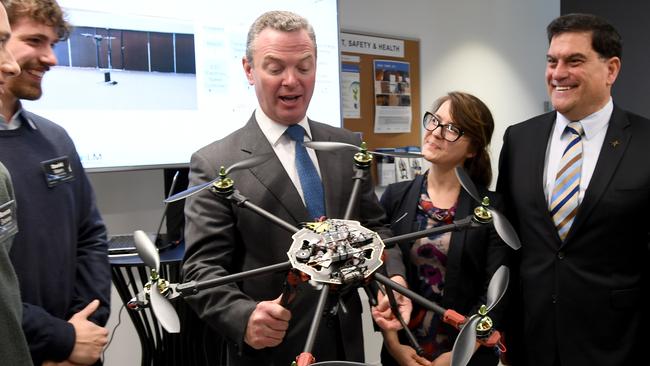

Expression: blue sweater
xmin=0 ymin=111 xmax=110 ymax=364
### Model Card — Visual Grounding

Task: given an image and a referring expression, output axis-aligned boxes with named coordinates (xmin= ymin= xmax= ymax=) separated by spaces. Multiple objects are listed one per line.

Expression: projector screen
xmin=24 ymin=0 xmax=341 ymax=171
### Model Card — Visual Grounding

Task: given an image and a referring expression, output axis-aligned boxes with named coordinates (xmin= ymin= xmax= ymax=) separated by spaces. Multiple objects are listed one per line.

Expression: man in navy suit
xmin=497 ymin=13 xmax=649 ymax=366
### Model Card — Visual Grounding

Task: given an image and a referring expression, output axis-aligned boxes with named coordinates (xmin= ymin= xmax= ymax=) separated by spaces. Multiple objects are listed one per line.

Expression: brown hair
xmin=1 ymin=0 xmax=70 ymax=40
xmin=430 ymin=91 xmax=494 ymax=186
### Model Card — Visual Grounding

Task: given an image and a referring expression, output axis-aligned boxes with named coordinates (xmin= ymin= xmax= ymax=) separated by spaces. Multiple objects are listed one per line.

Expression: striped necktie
xmin=285 ymin=124 xmax=325 ymax=220
xmin=549 ymin=121 xmax=584 ymax=241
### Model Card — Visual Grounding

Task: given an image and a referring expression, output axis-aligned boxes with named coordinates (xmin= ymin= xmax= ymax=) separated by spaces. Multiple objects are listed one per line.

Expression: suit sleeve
xmin=181 ymin=150 xmax=257 ymax=350
xmin=496 ymin=126 xmax=514 ymax=221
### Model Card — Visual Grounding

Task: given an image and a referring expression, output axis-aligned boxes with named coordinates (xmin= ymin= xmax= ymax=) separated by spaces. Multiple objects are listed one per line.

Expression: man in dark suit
xmin=497 ymin=13 xmax=649 ymax=366
xmin=181 ymin=10 xmax=388 ymax=365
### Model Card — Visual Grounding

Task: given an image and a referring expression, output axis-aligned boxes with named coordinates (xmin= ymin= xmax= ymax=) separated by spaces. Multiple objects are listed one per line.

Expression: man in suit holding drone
xmin=181 ymin=10 xmax=398 ymax=365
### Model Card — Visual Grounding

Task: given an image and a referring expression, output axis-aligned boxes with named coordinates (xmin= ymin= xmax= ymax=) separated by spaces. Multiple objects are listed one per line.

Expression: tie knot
xmin=566 ymin=121 xmax=583 ymax=136
xmin=286 ymin=124 xmax=305 ymax=142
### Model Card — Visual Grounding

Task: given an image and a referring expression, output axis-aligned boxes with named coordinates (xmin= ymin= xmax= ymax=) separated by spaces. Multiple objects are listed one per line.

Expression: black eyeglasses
xmin=422 ymin=112 xmax=464 ymax=142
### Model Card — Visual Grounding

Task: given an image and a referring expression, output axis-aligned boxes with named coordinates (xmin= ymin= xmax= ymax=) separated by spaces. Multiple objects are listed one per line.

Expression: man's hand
xmin=372 ymin=275 xmax=412 ymax=330
xmin=244 ymin=295 xmax=291 ymax=349
xmin=67 ymin=300 xmax=109 ymax=365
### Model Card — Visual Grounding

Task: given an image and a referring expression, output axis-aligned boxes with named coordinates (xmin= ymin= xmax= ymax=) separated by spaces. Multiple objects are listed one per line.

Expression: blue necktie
xmin=549 ymin=121 xmax=583 ymax=241
xmin=285 ymin=124 xmax=325 ymax=220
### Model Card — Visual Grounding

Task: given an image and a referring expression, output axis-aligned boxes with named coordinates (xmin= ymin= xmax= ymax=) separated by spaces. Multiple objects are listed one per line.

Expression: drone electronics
xmin=128 ymin=140 xmax=520 ymax=366
xmin=288 ymin=219 xmax=384 ymax=286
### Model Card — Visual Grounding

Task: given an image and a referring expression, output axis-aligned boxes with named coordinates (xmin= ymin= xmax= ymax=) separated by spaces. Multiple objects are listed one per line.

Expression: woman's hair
xmin=430 ymin=91 xmax=495 ymax=186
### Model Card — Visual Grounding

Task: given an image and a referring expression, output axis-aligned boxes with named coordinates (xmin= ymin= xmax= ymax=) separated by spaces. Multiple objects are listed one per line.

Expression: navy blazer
xmin=380 ymin=174 xmax=510 ymax=365
xmin=497 ymin=105 xmax=650 ymax=366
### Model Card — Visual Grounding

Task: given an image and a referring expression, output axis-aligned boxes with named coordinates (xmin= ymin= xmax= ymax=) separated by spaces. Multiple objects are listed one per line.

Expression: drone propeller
xmin=149 ymin=278 xmax=180 ymax=333
xmin=302 ymin=141 xmax=423 ymax=158
xmin=454 ymin=166 xmax=521 ymax=250
xmin=450 ymin=314 xmax=481 ymax=366
xmin=133 ymin=230 xmax=180 ymax=333
xmin=450 ymin=265 xmax=509 ymax=366
xmin=485 ymin=265 xmax=509 ymax=313
xmin=133 ymin=230 xmax=160 ymax=271
xmin=164 ymin=153 xmax=274 ymax=203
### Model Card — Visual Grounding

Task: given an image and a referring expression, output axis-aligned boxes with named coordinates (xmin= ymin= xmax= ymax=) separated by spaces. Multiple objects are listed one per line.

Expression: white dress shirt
xmin=544 ymin=99 xmax=613 ymax=205
xmin=255 ymin=108 xmax=322 ymax=206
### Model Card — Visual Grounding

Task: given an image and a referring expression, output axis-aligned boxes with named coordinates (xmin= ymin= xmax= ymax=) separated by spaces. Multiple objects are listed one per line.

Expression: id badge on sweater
xmin=41 ymin=156 xmax=75 ymax=187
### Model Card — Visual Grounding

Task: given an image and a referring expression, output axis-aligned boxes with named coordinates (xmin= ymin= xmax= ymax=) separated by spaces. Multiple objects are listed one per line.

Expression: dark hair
xmin=430 ymin=91 xmax=494 ymax=186
xmin=547 ymin=13 xmax=622 ymax=60
xmin=1 ymin=0 xmax=71 ymax=40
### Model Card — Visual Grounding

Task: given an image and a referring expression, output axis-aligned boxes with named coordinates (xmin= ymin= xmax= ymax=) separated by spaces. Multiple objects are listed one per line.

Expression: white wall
xmin=340 ymin=0 xmax=558 ymax=186
xmin=96 ymin=1 xmax=559 ymax=365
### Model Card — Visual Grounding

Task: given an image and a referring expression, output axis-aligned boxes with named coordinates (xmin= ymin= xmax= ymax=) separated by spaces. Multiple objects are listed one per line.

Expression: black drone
xmin=129 ymin=141 xmax=520 ymax=366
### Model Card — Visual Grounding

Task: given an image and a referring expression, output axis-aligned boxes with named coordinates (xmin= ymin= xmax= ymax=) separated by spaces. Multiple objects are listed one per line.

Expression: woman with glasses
xmin=372 ymin=91 xmax=510 ymax=366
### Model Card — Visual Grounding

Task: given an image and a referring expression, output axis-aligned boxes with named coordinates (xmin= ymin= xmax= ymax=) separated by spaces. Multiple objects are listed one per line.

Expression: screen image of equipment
xmin=26 ymin=0 xmax=341 ymax=171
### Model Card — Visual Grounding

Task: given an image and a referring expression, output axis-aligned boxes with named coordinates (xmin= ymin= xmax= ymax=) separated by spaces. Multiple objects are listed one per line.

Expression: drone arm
xmin=343 ymin=168 xmax=366 ymax=220
xmin=443 ymin=309 xmax=467 ymax=329
xmin=374 ymin=272 xmax=447 ymax=316
xmin=176 ymin=261 xmax=293 ymax=296
xmin=383 ymin=215 xmax=475 ymax=247
xmin=380 ymin=279 xmax=423 ymax=356
xmin=228 ymin=190 xmax=300 ymax=233
xmin=295 ymin=285 xmax=330 ymax=366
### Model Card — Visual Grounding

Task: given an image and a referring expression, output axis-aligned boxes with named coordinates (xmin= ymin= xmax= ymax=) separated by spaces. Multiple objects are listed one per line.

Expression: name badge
xmin=41 ymin=156 xmax=75 ymax=187
xmin=0 ymin=198 xmax=18 ymax=240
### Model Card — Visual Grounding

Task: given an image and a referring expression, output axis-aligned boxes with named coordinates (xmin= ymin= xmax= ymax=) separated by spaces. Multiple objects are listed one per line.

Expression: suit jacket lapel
xmin=444 ymin=189 xmax=472 ymax=305
xmin=525 ymin=113 xmax=564 ymax=248
xmin=530 ymin=113 xmax=557 ymax=219
xmin=242 ymin=115 xmax=308 ymax=223
xmin=395 ymin=175 xmax=424 ymax=236
xmin=566 ymin=106 xmax=631 ymax=243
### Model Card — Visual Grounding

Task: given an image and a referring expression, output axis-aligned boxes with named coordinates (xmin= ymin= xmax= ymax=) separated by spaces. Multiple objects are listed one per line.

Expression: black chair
xmin=110 ymin=241 xmax=224 ymax=365
xmin=110 ymin=242 xmax=183 ymax=366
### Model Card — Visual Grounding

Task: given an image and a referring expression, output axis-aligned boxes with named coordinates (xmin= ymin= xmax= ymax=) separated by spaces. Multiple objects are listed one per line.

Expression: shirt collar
xmin=255 ymin=107 xmax=312 ymax=146
xmin=0 ymin=102 xmax=37 ymax=130
xmin=555 ymin=98 xmax=612 ymax=140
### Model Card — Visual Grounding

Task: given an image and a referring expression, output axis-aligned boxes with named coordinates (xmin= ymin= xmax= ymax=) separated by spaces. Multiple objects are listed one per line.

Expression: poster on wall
xmin=373 ymin=60 xmax=412 ymax=133
xmin=341 ymin=63 xmax=361 ymax=119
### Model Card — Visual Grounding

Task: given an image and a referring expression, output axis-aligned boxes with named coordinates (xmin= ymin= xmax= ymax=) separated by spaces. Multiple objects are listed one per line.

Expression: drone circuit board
xmin=287 ymin=219 xmax=385 ymax=285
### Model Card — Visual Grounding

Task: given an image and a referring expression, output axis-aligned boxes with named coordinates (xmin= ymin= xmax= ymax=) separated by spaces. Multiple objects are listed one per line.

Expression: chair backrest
xmin=111 ymin=257 xmax=224 ymax=366
xmin=111 ymin=260 xmax=182 ymax=366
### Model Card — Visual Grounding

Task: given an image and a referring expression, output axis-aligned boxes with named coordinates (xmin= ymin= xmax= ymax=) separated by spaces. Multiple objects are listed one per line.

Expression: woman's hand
xmin=371 ymin=275 xmax=412 ymax=330
xmin=383 ymin=329 xmax=430 ymax=366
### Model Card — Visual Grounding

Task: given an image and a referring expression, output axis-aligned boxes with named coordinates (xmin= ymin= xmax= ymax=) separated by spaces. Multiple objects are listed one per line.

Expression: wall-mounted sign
xmin=340 ymin=32 xmax=404 ymax=57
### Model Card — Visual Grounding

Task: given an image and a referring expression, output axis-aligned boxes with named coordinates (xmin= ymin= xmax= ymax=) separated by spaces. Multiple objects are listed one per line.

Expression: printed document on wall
xmin=342 ymin=63 xmax=361 ymax=119
xmin=373 ymin=60 xmax=412 ymax=133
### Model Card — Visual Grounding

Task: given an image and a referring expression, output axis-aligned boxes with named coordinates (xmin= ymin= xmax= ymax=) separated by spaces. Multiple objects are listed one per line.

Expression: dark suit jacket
xmin=181 ymin=114 xmax=388 ymax=365
xmin=497 ymin=105 xmax=650 ymax=366
xmin=381 ymin=174 xmax=510 ymax=366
